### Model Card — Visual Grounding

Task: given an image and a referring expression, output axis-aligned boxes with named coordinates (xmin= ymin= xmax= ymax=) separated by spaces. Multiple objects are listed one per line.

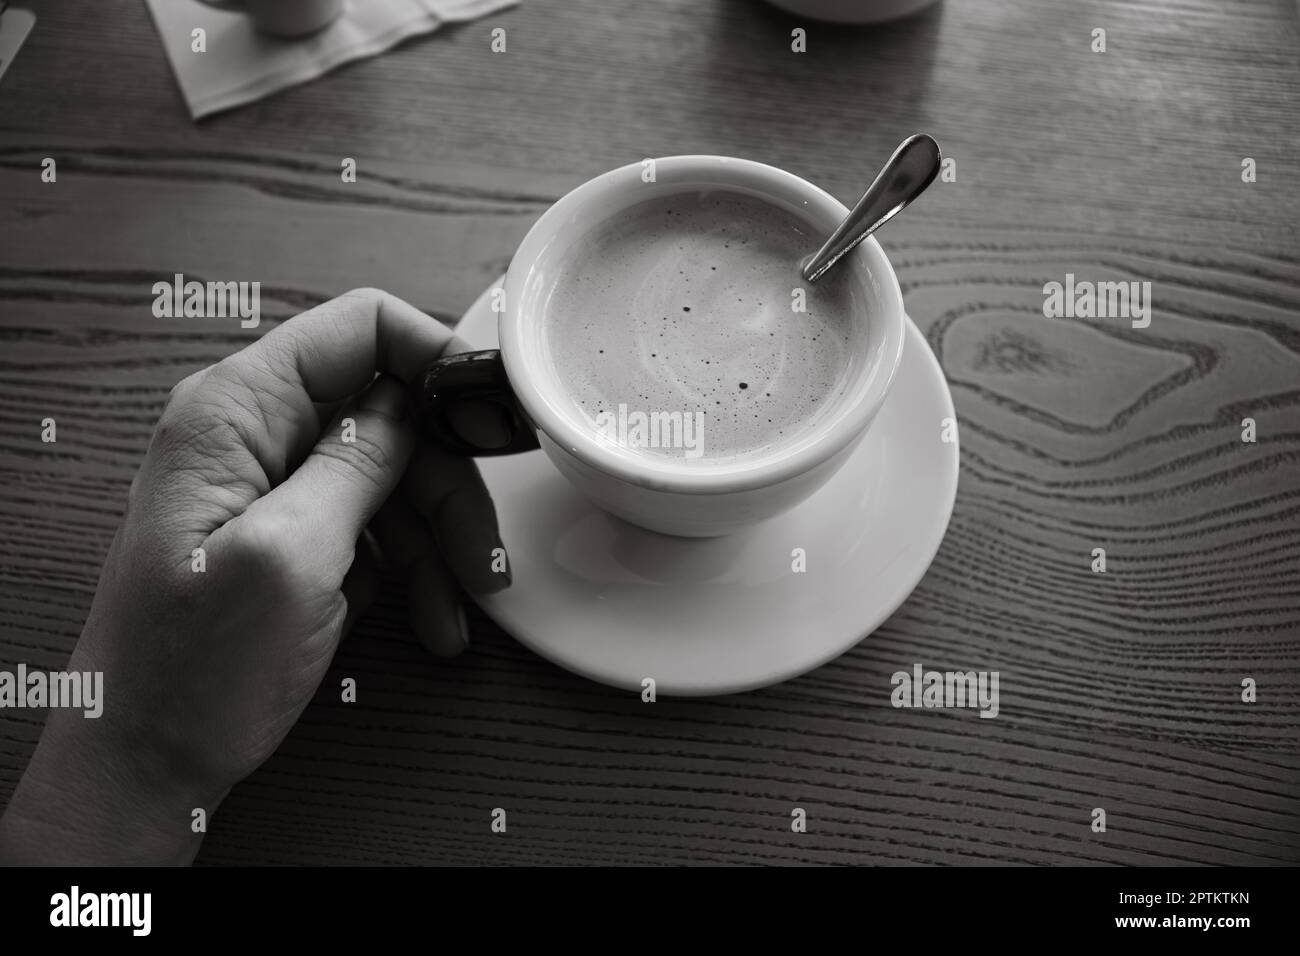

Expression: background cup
xmin=418 ymin=156 xmax=907 ymax=537
xmin=197 ymin=0 xmax=344 ymax=38
xmin=759 ymin=0 xmax=941 ymax=23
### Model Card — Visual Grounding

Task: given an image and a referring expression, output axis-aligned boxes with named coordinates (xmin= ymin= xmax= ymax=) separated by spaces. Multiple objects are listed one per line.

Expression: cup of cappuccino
xmin=759 ymin=0 xmax=941 ymax=24
xmin=417 ymin=156 xmax=907 ymax=537
xmin=197 ymin=0 xmax=344 ymax=38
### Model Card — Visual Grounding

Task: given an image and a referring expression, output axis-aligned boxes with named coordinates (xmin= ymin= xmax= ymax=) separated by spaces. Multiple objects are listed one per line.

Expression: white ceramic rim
xmin=500 ymin=155 xmax=907 ymax=495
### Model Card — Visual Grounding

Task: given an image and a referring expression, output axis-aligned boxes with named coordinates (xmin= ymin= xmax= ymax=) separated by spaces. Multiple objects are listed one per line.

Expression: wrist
xmin=0 ymin=691 xmax=230 ymax=866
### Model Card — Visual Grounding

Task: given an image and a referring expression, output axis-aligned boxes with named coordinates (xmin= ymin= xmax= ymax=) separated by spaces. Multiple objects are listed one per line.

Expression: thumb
xmin=261 ymin=375 xmax=414 ymax=573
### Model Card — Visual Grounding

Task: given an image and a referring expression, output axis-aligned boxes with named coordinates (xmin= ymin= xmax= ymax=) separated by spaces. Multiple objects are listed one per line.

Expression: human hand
xmin=0 ymin=289 xmax=510 ymax=864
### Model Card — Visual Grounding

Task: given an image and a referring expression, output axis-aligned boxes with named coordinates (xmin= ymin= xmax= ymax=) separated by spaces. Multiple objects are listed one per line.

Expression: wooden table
xmin=1 ymin=0 xmax=1297 ymax=865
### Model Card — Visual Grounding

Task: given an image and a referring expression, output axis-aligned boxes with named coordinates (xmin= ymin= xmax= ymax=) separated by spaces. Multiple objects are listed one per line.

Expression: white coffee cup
xmin=759 ymin=0 xmax=941 ymax=23
xmin=197 ymin=0 xmax=344 ymax=38
xmin=416 ymin=156 xmax=907 ymax=537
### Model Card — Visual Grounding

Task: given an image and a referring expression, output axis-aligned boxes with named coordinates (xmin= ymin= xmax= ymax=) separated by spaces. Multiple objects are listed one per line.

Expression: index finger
xmin=245 ymin=287 xmax=469 ymax=403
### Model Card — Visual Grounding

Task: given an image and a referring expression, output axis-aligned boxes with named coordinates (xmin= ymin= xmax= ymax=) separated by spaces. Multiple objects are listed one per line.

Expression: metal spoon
xmin=802 ymin=133 xmax=942 ymax=283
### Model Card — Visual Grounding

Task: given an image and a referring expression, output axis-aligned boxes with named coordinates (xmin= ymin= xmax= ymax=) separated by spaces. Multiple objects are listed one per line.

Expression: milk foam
xmin=543 ymin=191 xmax=862 ymax=463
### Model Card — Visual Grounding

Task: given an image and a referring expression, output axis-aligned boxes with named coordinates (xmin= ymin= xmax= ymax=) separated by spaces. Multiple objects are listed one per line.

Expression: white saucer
xmin=460 ymin=281 xmax=959 ymax=696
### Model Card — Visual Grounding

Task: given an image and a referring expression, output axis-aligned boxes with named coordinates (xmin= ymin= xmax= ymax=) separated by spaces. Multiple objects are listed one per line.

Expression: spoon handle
xmin=802 ymin=133 xmax=942 ymax=283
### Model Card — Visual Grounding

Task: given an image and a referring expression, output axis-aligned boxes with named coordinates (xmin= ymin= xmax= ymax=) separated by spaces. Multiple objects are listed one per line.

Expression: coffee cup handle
xmin=414 ymin=349 xmax=540 ymax=456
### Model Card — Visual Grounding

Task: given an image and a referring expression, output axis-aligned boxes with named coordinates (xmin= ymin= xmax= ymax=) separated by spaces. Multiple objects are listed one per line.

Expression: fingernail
xmin=476 ymin=538 xmax=512 ymax=594
xmin=360 ymin=375 xmax=407 ymax=421
xmin=497 ymin=540 xmax=513 ymax=589
xmin=456 ymin=604 xmax=470 ymax=649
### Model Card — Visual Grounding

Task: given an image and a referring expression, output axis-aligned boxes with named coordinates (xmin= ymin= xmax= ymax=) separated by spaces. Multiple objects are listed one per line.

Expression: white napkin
xmin=145 ymin=0 xmax=517 ymax=120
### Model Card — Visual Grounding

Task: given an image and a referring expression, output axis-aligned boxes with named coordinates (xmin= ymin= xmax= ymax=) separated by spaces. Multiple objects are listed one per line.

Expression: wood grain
xmin=0 ymin=0 xmax=1297 ymax=865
